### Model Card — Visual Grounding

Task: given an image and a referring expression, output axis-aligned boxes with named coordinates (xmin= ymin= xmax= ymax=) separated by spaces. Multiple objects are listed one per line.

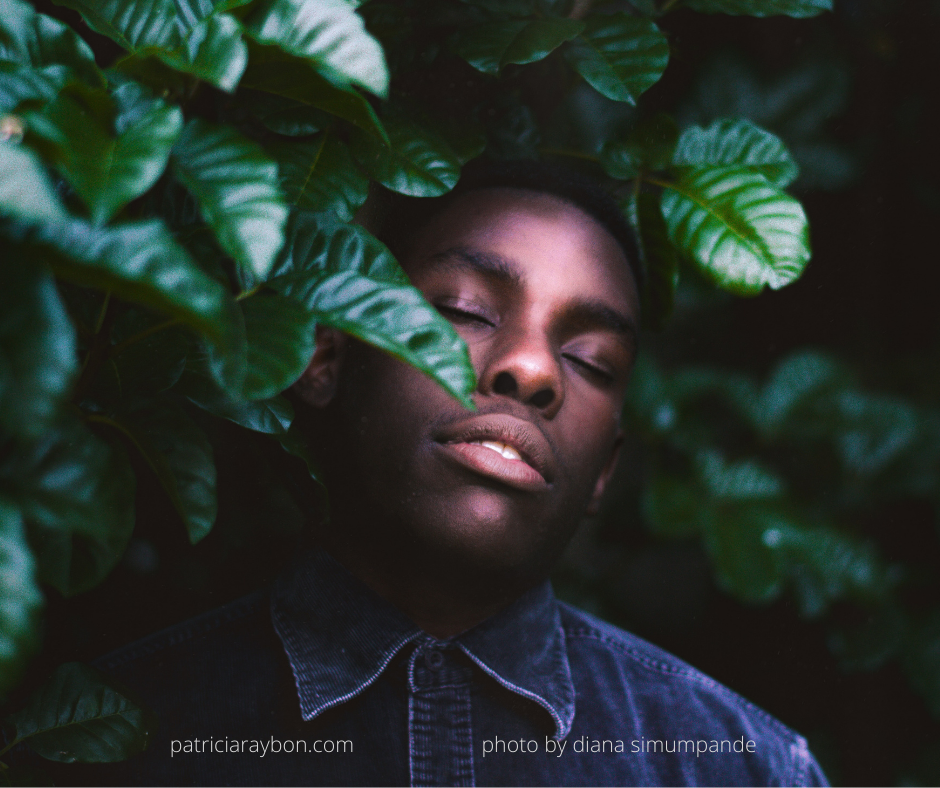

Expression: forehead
xmin=403 ymin=188 xmax=639 ymax=312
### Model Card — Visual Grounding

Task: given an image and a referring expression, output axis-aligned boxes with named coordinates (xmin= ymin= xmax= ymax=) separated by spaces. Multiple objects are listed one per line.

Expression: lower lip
xmin=438 ymin=442 xmax=548 ymax=492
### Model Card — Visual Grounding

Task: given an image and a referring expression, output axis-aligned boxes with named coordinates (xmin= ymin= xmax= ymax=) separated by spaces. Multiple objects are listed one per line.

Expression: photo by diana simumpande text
xmin=170 ymin=737 xmax=353 ymax=757
xmin=482 ymin=736 xmax=758 ymax=758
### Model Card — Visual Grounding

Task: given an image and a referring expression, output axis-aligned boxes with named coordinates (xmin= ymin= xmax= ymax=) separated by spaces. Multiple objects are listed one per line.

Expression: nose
xmin=476 ymin=327 xmax=564 ymax=417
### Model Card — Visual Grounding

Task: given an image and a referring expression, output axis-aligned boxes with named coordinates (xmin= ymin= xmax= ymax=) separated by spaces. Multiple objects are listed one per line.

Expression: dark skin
xmin=295 ymin=188 xmax=640 ymax=638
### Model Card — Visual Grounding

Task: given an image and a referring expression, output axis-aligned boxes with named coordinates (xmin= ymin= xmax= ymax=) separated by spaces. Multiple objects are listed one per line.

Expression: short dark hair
xmin=369 ymin=158 xmax=644 ymax=295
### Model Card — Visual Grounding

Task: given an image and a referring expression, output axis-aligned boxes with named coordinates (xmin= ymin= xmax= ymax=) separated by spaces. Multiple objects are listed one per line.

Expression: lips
xmin=435 ymin=414 xmax=555 ymax=492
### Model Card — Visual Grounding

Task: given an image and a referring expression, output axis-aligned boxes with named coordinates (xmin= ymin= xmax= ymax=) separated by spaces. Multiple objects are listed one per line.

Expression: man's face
xmin=318 ymin=188 xmax=639 ymax=595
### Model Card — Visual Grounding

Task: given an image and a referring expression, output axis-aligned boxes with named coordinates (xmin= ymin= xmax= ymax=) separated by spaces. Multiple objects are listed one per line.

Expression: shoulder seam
xmin=562 ymin=621 xmax=799 ymax=744
xmin=94 ymin=591 xmax=267 ymax=671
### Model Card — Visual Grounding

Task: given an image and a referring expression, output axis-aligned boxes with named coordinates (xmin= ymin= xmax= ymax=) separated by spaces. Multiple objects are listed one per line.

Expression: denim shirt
xmin=56 ymin=551 xmax=827 ymax=786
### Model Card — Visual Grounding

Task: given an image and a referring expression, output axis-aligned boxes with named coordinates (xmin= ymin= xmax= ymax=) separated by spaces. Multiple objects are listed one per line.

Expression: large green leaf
xmin=696 ymin=449 xmax=785 ymax=500
xmin=172 ymin=119 xmax=288 ymax=281
xmin=0 ymin=498 xmax=42 ymax=698
xmin=681 ymin=0 xmax=831 ymax=17
xmin=268 ymin=130 xmax=368 ymax=222
xmin=0 ymin=255 xmax=75 ymax=441
xmin=4 ymin=420 xmax=135 ymax=596
xmin=6 ymin=662 xmax=154 ymax=762
xmin=113 ymin=404 xmax=217 ymax=543
xmin=269 ymin=218 xmax=475 ymax=407
xmin=673 ymin=119 xmax=799 ymax=189
xmin=240 ymin=51 xmax=388 ymax=142
xmin=563 ymin=14 xmax=668 ymax=105
xmin=241 ymin=89 xmax=331 ymax=137
xmin=0 ymin=142 xmax=67 ymax=223
xmin=627 ymin=191 xmax=678 ymax=330
xmin=23 ymin=81 xmax=183 ymax=223
xmin=243 ymin=0 xmax=388 ymax=98
xmin=26 ymin=218 xmax=235 ymax=343
xmin=0 ymin=0 xmax=101 ymax=85
xmin=53 ymin=0 xmax=247 ymax=91
xmin=350 ymin=115 xmax=461 ymax=198
xmin=703 ymin=506 xmax=784 ymax=603
xmin=241 ymin=291 xmax=319 ymax=400
xmin=451 ymin=18 xmax=584 ymax=75
xmin=0 ymin=62 xmax=69 ymax=113
xmin=659 ymin=165 xmax=810 ymax=294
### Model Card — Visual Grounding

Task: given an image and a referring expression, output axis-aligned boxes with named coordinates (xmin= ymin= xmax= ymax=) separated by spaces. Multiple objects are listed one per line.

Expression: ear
xmin=292 ymin=325 xmax=348 ymax=408
xmin=585 ymin=429 xmax=623 ymax=517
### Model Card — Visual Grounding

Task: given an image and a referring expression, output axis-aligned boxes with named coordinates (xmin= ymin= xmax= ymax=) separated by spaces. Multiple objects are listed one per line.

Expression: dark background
xmin=19 ymin=1 xmax=940 ymax=785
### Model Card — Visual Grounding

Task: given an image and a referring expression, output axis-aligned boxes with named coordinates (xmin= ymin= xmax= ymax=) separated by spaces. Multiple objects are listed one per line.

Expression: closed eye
xmin=435 ymin=303 xmax=495 ymax=327
xmin=563 ymin=353 xmax=615 ymax=384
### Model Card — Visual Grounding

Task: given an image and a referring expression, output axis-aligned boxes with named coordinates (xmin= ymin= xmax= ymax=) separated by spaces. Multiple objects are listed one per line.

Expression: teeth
xmin=476 ymin=440 xmax=523 ymax=461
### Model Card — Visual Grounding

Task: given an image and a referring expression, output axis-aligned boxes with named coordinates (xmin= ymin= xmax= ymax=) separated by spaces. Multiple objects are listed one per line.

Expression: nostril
xmin=493 ymin=372 xmax=517 ymax=396
xmin=530 ymin=389 xmax=554 ymax=409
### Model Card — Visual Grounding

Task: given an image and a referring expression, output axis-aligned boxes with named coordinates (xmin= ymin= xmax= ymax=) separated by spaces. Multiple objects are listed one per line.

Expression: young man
xmin=66 ymin=164 xmax=827 ymax=786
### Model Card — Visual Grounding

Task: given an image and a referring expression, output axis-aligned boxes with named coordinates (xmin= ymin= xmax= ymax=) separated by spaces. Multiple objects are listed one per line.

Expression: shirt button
xmin=426 ymin=650 xmax=444 ymax=670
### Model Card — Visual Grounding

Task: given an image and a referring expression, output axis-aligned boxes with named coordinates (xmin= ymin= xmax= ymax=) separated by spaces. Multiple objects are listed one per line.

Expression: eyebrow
xmin=424 ymin=245 xmax=637 ymax=344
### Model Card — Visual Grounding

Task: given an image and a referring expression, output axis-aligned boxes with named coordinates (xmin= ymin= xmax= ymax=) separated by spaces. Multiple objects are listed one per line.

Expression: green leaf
xmin=243 ymin=0 xmax=388 ymax=98
xmin=241 ymin=291 xmax=318 ymax=400
xmin=6 ymin=662 xmax=154 ymax=762
xmin=241 ymin=51 xmax=388 ymax=142
xmin=23 ymin=81 xmax=183 ymax=224
xmin=0 ymin=255 xmax=76 ymax=440
xmin=270 ymin=218 xmax=475 ymax=407
xmin=172 ymin=119 xmax=288 ymax=281
xmin=643 ymin=476 xmax=709 ymax=538
xmin=25 ymin=218 xmax=236 ymax=343
xmin=682 ymin=0 xmax=831 ymax=18
xmin=673 ymin=119 xmax=799 ymax=189
xmin=113 ymin=404 xmax=217 ymax=543
xmin=0 ymin=497 xmax=42 ymax=698
xmin=185 ymin=388 xmax=294 ymax=434
xmin=6 ymin=419 xmax=135 ymax=596
xmin=704 ymin=507 xmax=783 ymax=603
xmin=0 ymin=62 xmax=70 ymax=113
xmin=0 ymin=0 xmax=101 ymax=85
xmin=241 ymin=89 xmax=330 ymax=137
xmin=54 ymin=0 xmax=247 ymax=91
xmin=696 ymin=449 xmax=784 ymax=500
xmin=753 ymin=351 xmax=844 ymax=436
xmin=628 ymin=191 xmax=678 ymax=330
xmin=563 ymin=13 xmax=668 ymax=105
xmin=452 ymin=18 xmax=584 ymax=75
xmin=268 ymin=130 xmax=368 ymax=221
xmin=659 ymin=166 xmax=810 ymax=294
xmin=0 ymin=142 xmax=68 ymax=223
xmin=350 ymin=114 xmax=461 ymax=197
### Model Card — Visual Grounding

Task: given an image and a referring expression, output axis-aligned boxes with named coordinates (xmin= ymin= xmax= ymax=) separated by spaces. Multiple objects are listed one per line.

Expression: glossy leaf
xmin=0 ymin=0 xmax=101 ymax=85
xmin=241 ymin=51 xmax=388 ymax=142
xmin=0 ymin=142 xmax=68 ymax=223
xmin=628 ymin=191 xmax=678 ymax=330
xmin=24 ymin=81 xmax=183 ymax=223
xmin=27 ymin=218 xmax=235 ymax=343
xmin=268 ymin=131 xmax=368 ymax=221
xmin=270 ymin=219 xmax=475 ymax=407
xmin=242 ymin=90 xmax=330 ymax=137
xmin=54 ymin=0 xmax=247 ymax=91
xmin=673 ymin=119 xmax=799 ymax=189
xmin=243 ymin=0 xmax=388 ymax=98
xmin=564 ymin=14 xmax=668 ymax=105
xmin=350 ymin=115 xmax=461 ymax=198
xmin=240 ymin=292 xmax=319 ymax=400
xmin=114 ymin=405 xmax=217 ymax=543
xmin=0 ymin=255 xmax=76 ymax=440
xmin=0 ymin=62 xmax=70 ymax=113
xmin=696 ymin=449 xmax=785 ymax=500
xmin=7 ymin=419 xmax=135 ymax=596
xmin=0 ymin=498 xmax=42 ymax=698
xmin=185 ymin=388 xmax=294 ymax=434
xmin=660 ymin=166 xmax=810 ymax=294
xmin=682 ymin=0 xmax=832 ymax=17
xmin=6 ymin=662 xmax=154 ymax=762
xmin=452 ymin=18 xmax=584 ymax=75
xmin=172 ymin=119 xmax=288 ymax=281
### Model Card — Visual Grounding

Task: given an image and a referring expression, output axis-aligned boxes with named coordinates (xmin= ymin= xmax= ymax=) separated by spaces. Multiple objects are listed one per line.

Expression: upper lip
xmin=435 ymin=414 xmax=556 ymax=483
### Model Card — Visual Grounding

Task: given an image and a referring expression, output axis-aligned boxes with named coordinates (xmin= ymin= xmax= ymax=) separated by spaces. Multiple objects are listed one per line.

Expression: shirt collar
xmin=270 ymin=551 xmax=576 ymax=739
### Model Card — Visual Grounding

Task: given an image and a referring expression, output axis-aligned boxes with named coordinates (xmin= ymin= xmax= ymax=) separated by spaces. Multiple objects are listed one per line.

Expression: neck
xmin=321 ymin=532 xmax=524 ymax=640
